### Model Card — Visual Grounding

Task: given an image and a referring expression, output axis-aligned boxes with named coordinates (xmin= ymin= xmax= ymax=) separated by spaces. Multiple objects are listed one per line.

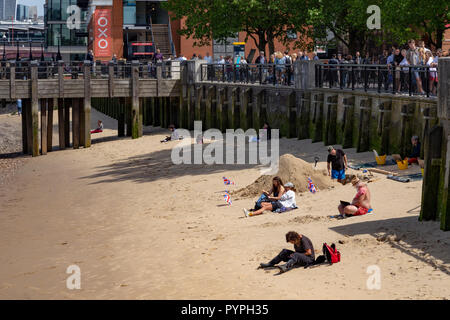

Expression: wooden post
xmin=72 ymin=98 xmax=80 ymax=149
xmin=82 ymin=61 xmax=92 ymax=147
xmin=58 ymin=98 xmax=65 ymax=149
xmin=40 ymin=99 xmax=47 ymax=155
xmin=324 ymin=94 xmax=338 ymax=145
xmin=298 ymin=92 xmax=311 ymax=140
xmin=64 ymin=99 xmax=70 ymax=147
xmin=108 ymin=61 xmax=115 ymax=98
xmin=312 ymin=95 xmax=324 ymax=143
xmin=342 ymin=97 xmax=355 ymax=149
xmin=420 ymin=125 xmax=443 ymax=221
xmin=240 ymin=88 xmax=249 ymax=131
xmin=205 ymin=86 xmax=213 ymax=129
xmin=9 ymin=61 xmax=15 ymax=101
xmin=118 ymin=98 xmax=125 ymax=137
xmin=131 ymin=61 xmax=141 ymax=138
xmin=21 ymin=98 xmax=28 ymax=154
xmin=30 ymin=61 xmax=39 ymax=157
xmin=25 ymin=99 xmax=32 ymax=155
xmin=138 ymin=98 xmax=143 ymax=137
xmin=357 ymin=99 xmax=371 ymax=152
xmin=47 ymin=98 xmax=54 ymax=152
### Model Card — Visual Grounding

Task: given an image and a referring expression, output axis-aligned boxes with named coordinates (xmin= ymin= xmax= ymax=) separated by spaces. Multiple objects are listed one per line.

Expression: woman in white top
xmin=425 ymin=51 xmax=437 ymax=95
xmin=244 ymin=182 xmax=296 ymax=217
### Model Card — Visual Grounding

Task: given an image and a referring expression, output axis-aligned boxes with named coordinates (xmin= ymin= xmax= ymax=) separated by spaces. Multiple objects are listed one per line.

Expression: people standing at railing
xmin=393 ymin=48 xmax=403 ymax=93
xmin=354 ymin=51 xmax=363 ymax=84
xmin=154 ymin=49 xmax=164 ymax=63
xmin=225 ymin=56 xmax=233 ymax=82
xmin=426 ymin=51 xmax=437 ymax=95
xmin=406 ymin=39 xmax=425 ymax=94
xmin=274 ymin=51 xmax=286 ymax=85
xmin=328 ymin=54 xmax=339 ymax=87
xmin=284 ymin=50 xmax=293 ymax=85
xmin=204 ymin=52 xmax=213 ymax=81
xmin=255 ymin=51 xmax=266 ymax=84
xmin=312 ymin=52 xmax=320 ymax=60
xmin=204 ymin=52 xmax=212 ymax=64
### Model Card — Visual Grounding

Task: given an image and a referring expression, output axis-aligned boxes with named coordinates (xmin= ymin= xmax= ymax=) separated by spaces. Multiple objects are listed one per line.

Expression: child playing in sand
xmin=244 ymin=180 xmax=296 ymax=217
xmin=90 ymin=120 xmax=103 ymax=133
xmin=258 ymin=231 xmax=315 ymax=273
xmin=336 ymin=177 xmax=371 ymax=219
xmin=408 ymin=135 xmax=421 ymax=165
xmin=161 ymin=124 xmax=182 ymax=143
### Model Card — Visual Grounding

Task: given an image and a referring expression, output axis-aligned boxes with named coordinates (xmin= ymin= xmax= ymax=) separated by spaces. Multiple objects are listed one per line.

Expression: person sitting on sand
xmin=337 ymin=177 xmax=371 ymax=219
xmin=258 ymin=231 xmax=315 ymax=273
xmin=327 ymin=145 xmax=348 ymax=183
xmin=244 ymin=181 xmax=296 ymax=217
xmin=408 ymin=135 xmax=421 ymax=165
xmin=245 ymin=176 xmax=285 ymax=214
xmin=161 ymin=124 xmax=182 ymax=143
xmin=90 ymin=120 xmax=103 ymax=134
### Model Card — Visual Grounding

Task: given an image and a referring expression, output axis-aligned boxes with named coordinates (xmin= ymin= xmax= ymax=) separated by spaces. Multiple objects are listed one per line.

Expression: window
xmin=123 ymin=0 xmax=136 ymax=25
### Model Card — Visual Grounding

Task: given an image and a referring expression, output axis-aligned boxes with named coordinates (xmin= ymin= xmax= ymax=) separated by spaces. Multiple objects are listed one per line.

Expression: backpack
xmin=322 ymin=243 xmax=341 ymax=264
xmin=304 ymin=242 xmax=341 ymax=268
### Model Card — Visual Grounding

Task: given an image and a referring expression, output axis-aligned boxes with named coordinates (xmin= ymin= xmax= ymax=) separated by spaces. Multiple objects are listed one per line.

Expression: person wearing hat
xmin=337 ymin=177 xmax=372 ymax=218
xmin=327 ymin=146 xmax=348 ymax=183
xmin=244 ymin=182 xmax=296 ymax=217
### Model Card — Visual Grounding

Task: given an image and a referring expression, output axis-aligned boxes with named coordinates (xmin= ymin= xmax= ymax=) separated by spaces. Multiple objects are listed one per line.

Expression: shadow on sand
xmin=330 ymin=215 xmax=450 ymax=276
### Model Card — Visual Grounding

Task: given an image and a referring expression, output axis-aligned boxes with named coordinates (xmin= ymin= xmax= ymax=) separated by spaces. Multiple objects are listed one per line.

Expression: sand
xmin=233 ymin=154 xmax=335 ymax=199
xmin=0 ymin=108 xmax=449 ymax=299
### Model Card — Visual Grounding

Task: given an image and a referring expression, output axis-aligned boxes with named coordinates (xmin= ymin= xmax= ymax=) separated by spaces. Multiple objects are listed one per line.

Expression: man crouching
xmin=258 ymin=231 xmax=315 ymax=273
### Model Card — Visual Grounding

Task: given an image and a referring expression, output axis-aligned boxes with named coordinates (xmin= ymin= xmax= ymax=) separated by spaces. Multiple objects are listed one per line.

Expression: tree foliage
xmin=164 ymin=0 xmax=449 ymax=54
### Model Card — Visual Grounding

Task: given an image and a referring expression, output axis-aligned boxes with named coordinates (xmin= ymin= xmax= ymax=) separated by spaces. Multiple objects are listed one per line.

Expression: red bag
xmin=323 ymin=243 xmax=341 ymax=264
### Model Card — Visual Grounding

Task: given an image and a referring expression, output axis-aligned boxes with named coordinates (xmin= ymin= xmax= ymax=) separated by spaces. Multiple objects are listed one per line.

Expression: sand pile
xmin=233 ymin=154 xmax=334 ymax=198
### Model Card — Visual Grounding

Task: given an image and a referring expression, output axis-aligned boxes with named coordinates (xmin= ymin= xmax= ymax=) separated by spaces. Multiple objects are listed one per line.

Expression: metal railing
xmin=0 ymin=59 xmax=182 ymax=80
xmin=200 ymin=63 xmax=295 ymax=86
xmin=315 ymin=63 xmax=438 ymax=97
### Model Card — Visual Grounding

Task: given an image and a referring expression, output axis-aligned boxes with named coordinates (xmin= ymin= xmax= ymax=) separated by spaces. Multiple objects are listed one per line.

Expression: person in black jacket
xmin=258 ymin=231 xmax=315 ymax=273
xmin=408 ymin=136 xmax=421 ymax=164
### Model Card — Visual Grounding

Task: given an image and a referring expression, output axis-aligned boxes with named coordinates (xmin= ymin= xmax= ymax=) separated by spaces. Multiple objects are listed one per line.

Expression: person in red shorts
xmin=90 ymin=120 xmax=103 ymax=134
xmin=337 ymin=177 xmax=372 ymax=219
xmin=408 ymin=135 xmax=421 ymax=165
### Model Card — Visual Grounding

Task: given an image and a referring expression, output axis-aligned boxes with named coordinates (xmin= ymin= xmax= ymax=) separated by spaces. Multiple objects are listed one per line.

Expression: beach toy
xmin=222 ymin=177 xmax=235 ymax=185
xmin=375 ymin=155 xmax=386 ymax=165
xmin=223 ymin=191 xmax=232 ymax=205
xmin=307 ymin=177 xmax=317 ymax=193
xmin=396 ymin=159 xmax=409 ymax=170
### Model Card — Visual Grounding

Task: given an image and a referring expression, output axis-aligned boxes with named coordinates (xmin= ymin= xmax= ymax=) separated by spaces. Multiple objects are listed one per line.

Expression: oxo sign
xmin=94 ymin=8 xmax=112 ymax=58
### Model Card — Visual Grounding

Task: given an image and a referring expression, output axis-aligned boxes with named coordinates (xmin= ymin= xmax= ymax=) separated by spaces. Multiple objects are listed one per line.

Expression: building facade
xmin=44 ymin=0 xmax=89 ymax=61
xmin=0 ymin=0 xmax=16 ymax=21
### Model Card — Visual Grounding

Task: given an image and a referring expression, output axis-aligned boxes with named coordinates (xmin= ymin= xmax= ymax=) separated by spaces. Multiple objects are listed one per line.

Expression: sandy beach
xmin=0 ymin=108 xmax=449 ymax=299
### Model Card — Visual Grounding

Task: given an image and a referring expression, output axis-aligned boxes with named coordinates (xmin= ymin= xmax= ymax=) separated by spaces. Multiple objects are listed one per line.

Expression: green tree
xmin=164 ymin=0 xmax=309 ymax=55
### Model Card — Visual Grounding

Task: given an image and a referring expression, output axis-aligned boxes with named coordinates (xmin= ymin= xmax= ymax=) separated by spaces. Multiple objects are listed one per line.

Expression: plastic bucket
xmin=397 ymin=159 xmax=408 ymax=170
xmin=375 ymin=155 xmax=386 ymax=165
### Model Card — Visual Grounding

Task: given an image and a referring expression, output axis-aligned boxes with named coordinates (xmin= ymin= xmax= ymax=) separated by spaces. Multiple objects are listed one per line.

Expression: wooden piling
xmin=58 ymin=98 xmax=65 ymax=149
xmin=30 ymin=61 xmax=39 ymax=157
xmin=64 ymin=99 xmax=70 ymax=147
xmin=72 ymin=98 xmax=80 ymax=149
xmin=21 ymin=99 xmax=28 ymax=154
xmin=40 ymin=99 xmax=47 ymax=155
xmin=420 ymin=125 xmax=443 ymax=221
xmin=82 ymin=61 xmax=92 ymax=147
xmin=47 ymin=98 xmax=54 ymax=152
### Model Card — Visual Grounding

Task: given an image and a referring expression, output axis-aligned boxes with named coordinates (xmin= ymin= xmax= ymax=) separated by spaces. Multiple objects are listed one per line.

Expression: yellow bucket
xmin=397 ymin=159 xmax=409 ymax=170
xmin=375 ymin=155 xmax=386 ymax=165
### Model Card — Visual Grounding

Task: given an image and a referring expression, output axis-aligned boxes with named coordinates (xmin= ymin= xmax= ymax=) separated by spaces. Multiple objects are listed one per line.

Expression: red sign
xmin=94 ymin=8 xmax=112 ymax=58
